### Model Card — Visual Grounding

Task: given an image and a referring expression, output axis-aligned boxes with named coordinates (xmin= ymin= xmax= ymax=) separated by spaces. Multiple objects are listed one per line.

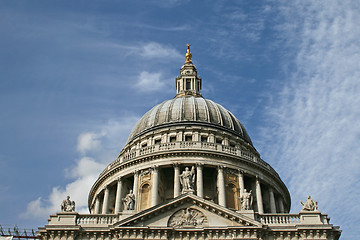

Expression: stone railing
xmin=103 ymin=141 xmax=274 ymax=178
xmin=76 ymin=214 xmax=118 ymax=226
xmin=259 ymin=214 xmax=301 ymax=225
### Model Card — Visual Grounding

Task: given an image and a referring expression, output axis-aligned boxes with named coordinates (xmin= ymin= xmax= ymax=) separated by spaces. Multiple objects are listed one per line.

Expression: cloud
xmin=21 ymin=116 xmax=139 ymax=220
xmin=139 ymin=42 xmax=182 ymax=60
xmin=260 ymin=1 xmax=360 ymax=239
xmin=77 ymin=132 xmax=105 ymax=155
xmin=135 ymin=71 xmax=167 ymax=92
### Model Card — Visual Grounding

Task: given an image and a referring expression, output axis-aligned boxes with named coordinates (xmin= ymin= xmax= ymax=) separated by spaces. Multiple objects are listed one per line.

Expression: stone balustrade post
xmin=196 ymin=163 xmax=204 ymax=198
xmin=102 ymin=186 xmax=110 ymax=214
xmin=217 ymin=165 xmax=226 ymax=207
xmin=269 ymin=187 xmax=277 ymax=213
xmin=114 ymin=177 xmax=123 ymax=214
xmin=173 ymin=163 xmax=181 ymax=197
xmin=151 ymin=166 xmax=159 ymax=207
xmin=256 ymin=177 xmax=264 ymax=214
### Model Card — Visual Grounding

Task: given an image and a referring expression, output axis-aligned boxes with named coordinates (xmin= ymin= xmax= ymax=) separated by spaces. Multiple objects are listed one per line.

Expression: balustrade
xmin=259 ymin=214 xmax=300 ymax=225
xmin=99 ymin=141 xmax=272 ymax=179
xmin=76 ymin=215 xmax=118 ymax=226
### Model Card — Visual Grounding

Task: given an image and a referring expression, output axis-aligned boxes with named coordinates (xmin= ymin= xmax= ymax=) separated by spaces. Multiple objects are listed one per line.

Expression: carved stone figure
xmin=123 ymin=190 xmax=135 ymax=210
xmin=179 ymin=166 xmax=195 ymax=193
xmin=168 ymin=208 xmax=207 ymax=228
xmin=300 ymin=195 xmax=318 ymax=211
xmin=237 ymin=189 xmax=253 ymax=210
xmin=61 ymin=196 xmax=75 ymax=212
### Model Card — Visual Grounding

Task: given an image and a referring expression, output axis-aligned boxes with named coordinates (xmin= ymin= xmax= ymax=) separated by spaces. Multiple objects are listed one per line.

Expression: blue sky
xmin=0 ymin=1 xmax=359 ymax=239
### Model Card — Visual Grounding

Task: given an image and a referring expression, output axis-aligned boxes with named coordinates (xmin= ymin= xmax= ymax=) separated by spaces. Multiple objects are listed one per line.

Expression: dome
xmin=127 ymin=96 xmax=253 ymax=145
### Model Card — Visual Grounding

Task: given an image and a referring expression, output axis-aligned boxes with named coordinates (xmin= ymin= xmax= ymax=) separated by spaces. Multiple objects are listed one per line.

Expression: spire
xmin=185 ymin=44 xmax=192 ymax=63
xmin=175 ymin=44 xmax=202 ymax=97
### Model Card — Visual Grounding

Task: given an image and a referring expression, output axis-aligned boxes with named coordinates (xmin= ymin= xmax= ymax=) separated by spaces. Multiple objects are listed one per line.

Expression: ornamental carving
xmin=168 ymin=208 xmax=208 ymax=228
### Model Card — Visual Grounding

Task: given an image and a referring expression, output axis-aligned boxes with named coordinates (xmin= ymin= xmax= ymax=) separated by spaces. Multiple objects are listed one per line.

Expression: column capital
xmin=133 ymin=170 xmax=140 ymax=176
xmin=238 ymin=169 xmax=245 ymax=174
xmin=152 ymin=165 xmax=159 ymax=171
xmin=117 ymin=176 xmax=123 ymax=182
xmin=218 ymin=165 xmax=225 ymax=170
xmin=173 ymin=162 xmax=181 ymax=168
xmin=196 ymin=162 xmax=204 ymax=168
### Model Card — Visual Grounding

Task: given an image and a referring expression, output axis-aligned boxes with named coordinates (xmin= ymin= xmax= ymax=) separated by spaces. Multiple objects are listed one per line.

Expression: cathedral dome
xmin=87 ymin=44 xmax=291 ymax=218
xmin=127 ymin=96 xmax=252 ymax=145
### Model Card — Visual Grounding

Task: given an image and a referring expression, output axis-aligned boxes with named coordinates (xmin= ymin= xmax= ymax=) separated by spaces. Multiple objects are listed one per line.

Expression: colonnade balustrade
xmin=92 ymin=164 xmax=285 ymax=215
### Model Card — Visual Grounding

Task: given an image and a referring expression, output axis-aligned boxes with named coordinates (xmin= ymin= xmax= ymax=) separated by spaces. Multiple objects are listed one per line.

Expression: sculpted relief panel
xmin=168 ymin=208 xmax=208 ymax=228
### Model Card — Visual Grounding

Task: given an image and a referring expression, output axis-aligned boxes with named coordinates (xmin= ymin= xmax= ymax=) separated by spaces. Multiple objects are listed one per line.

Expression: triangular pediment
xmin=111 ymin=194 xmax=262 ymax=229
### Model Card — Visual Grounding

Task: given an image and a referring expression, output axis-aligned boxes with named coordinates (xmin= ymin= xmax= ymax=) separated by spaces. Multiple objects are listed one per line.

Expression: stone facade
xmin=38 ymin=46 xmax=341 ymax=240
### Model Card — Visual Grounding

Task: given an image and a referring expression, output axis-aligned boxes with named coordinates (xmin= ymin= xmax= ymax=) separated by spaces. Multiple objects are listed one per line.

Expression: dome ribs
xmin=205 ymin=99 xmax=222 ymax=125
xmin=126 ymin=96 xmax=253 ymax=145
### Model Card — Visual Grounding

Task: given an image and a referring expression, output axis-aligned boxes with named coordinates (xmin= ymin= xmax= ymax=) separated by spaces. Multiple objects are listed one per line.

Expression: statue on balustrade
xmin=123 ymin=190 xmax=135 ymax=210
xmin=60 ymin=196 xmax=75 ymax=212
xmin=180 ymin=166 xmax=195 ymax=193
xmin=300 ymin=195 xmax=318 ymax=211
xmin=237 ymin=189 xmax=253 ymax=210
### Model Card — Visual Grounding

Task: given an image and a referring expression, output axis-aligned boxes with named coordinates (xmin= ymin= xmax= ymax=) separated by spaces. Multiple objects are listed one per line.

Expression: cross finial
xmin=185 ymin=44 xmax=192 ymax=63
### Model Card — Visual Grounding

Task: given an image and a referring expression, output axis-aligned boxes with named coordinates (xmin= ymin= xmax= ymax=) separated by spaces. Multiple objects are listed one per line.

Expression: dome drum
xmin=89 ymin=159 xmax=290 ymax=215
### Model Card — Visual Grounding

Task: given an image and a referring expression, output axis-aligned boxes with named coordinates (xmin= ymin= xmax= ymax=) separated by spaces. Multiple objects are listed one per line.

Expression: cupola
xmin=175 ymin=44 xmax=202 ymax=97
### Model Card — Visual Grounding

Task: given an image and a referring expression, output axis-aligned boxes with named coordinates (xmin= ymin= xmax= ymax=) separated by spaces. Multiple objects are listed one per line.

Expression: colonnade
xmin=92 ymin=164 xmax=285 ymax=215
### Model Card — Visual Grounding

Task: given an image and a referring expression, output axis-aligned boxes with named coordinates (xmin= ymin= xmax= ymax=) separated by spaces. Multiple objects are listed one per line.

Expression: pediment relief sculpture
xmin=168 ymin=208 xmax=208 ymax=228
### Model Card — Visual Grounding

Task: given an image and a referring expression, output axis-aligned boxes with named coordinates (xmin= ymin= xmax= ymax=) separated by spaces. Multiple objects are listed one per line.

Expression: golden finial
xmin=185 ymin=44 xmax=192 ymax=63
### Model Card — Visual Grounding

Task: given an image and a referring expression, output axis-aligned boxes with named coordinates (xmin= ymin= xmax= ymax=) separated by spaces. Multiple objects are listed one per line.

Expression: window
xmin=141 ymin=143 xmax=147 ymax=148
xmin=216 ymin=138 xmax=222 ymax=144
xmin=201 ymin=136 xmax=208 ymax=142
xmin=186 ymin=79 xmax=191 ymax=90
xmin=170 ymin=136 xmax=176 ymax=142
xmin=185 ymin=135 xmax=192 ymax=141
xmin=154 ymin=139 xmax=161 ymax=144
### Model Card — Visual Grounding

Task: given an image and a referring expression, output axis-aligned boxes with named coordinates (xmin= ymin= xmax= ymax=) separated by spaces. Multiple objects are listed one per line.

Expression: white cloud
xmin=77 ymin=132 xmax=105 ymax=155
xmin=136 ymin=71 xmax=166 ymax=92
xmin=139 ymin=42 xmax=182 ymax=59
xmin=21 ymin=116 xmax=139 ymax=220
xmin=260 ymin=1 xmax=360 ymax=239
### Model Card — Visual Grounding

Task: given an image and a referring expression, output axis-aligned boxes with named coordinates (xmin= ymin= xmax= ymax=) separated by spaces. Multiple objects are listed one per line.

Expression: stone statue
xmin=237 ymin=189 xmax=253 ymax=210
xmin=123 ymin=190 xmax=135 ymax=210
xmin=179 ymin=166 xmax=195 ymax=193
xmin=61 ymin=196 xmax=75 ymax=212
xmin=300 ymin=195 xmax=318 ymax=211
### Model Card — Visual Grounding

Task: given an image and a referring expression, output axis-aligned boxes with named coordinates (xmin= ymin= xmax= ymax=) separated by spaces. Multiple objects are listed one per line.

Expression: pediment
xmin=112 ymin=194 xmax=262 ymax=229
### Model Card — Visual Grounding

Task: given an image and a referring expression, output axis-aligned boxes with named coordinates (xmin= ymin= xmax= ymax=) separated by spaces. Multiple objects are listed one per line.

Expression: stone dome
xmin=127 ymin=96 xmax=253 ymax=145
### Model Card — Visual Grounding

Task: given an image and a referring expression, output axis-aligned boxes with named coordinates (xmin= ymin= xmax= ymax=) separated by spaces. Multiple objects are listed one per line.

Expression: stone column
xmin=94 ymin=195 xmax=100 ymax=214
xmin=256 ymin=177 xmax=264 ymax=214
xmin=238 ymin=170 xmax=245 ymax=195
xmin=102 ymin=186 xmax=110 ymax=214
xmin=217 ymin=166 xmax=226 ymax=207
xmin=278 ymin=197 xmax=285 ymax=213
xmin=196 ymin=163 xmax=204 ymax=198
xmin=151 ymin=166 xmax=159 ymax=207
xmin=133 ymin=171 xmax=139 ymax=203
xmin=174 ymin=163 xmax=181 ymax=197
xmin=114 ymin=177 xmax=123 ymax=214
xmin=269 ymin=187 xmax=277 ymax=213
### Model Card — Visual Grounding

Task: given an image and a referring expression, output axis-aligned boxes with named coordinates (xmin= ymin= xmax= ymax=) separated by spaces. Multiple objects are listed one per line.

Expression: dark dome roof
xmin=127 ymin=96 xmax=252 ymax=145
